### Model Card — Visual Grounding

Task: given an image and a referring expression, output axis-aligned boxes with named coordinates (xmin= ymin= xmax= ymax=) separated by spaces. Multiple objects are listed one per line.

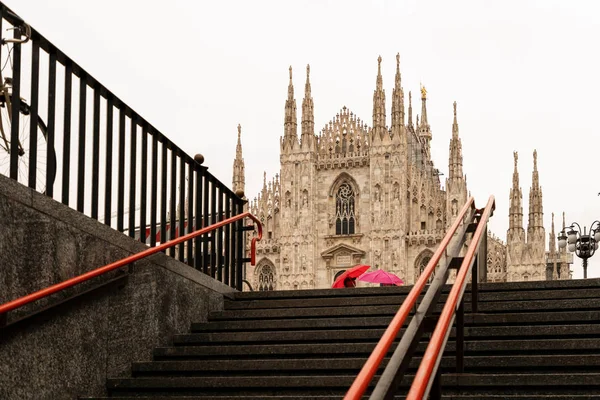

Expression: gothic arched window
xmin=416 ymin=251 xmax=434 ymax=283
xmin=335 ymin=183 xmax=356 ymax=235
xmin=258 ymin=264 xmax=275 ymax=291
xmin=419 ymin=256 xmax=432 ymax=276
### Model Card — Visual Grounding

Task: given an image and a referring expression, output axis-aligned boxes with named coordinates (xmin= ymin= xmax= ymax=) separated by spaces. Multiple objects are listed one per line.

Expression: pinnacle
xmin=304 ymin=64 xmax=312 ymax=95
xmin=452 ymin=101 xmax=459 ymax=138
xmin=375 ymin=55 xmax=384 ymax=92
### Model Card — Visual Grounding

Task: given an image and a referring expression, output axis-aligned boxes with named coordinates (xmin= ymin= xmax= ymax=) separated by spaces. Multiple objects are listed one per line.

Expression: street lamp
xmin=558 ymin=221 xmax=600 ymax=279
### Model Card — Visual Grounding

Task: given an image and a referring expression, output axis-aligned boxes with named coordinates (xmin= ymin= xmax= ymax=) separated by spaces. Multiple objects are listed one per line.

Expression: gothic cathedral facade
xmin=231 ymin=54 xmax=572 ymax=291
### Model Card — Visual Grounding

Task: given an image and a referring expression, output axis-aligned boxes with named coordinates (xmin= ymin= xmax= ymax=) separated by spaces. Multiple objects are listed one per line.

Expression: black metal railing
xmin=0 ymin=3 xmax=249 ymax=290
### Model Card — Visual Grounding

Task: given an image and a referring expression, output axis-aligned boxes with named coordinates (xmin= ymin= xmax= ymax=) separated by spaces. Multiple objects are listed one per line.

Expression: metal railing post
xmin=456 ymin=299 xmax=465 ymax=373
xmin=9 ymin=27 xmax=21 ymax=181
xmin=471 ymin=255 xmax=478 ymax=314
xmin=430 ymin=369 xmax=442 ymax=400
xmin=479 ymin=223 xmax=488 ymax=283
xmin=235 ymin=200 xmax=244 ymax=290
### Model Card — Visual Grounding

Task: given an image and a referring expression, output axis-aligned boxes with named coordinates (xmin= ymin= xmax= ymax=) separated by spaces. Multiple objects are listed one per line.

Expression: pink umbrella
xmin=358 ymin=270 xmax=404 ymax=286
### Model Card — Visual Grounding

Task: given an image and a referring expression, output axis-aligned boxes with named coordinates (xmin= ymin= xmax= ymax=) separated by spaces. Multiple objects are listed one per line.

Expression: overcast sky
xmin=9 ymin=0 xmax=600 ymax=278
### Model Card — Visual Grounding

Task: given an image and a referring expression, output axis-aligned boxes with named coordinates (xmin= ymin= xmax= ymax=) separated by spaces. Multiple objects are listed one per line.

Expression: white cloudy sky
xmin=8 ymin=0 xmax=600 ymax=278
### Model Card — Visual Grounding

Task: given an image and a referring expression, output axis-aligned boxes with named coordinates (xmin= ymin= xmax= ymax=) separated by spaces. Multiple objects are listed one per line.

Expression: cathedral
xmin=231 ymin=54 xmax=572 ymax=291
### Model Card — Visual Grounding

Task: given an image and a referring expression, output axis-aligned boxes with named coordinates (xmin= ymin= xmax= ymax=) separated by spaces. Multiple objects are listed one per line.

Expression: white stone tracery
xmin=335 ymin=183 xmax=356 ymax=235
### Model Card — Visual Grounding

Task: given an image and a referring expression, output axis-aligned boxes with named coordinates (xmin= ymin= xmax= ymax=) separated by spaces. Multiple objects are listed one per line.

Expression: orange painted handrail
xmin=406 ymin=196 xmax=495 ymax=400
xmin=0 ymin=212 xmax=262 ymax=316
xmin=344 ymin=197 xmax=476 ymax=400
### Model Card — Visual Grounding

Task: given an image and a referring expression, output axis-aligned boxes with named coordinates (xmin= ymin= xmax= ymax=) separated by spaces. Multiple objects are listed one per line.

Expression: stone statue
xmin=374 ymin=249 xmax=381 ymax=264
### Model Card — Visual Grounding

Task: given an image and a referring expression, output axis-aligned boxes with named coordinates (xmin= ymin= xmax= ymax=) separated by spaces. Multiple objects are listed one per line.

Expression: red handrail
xmin=344 ymin=197 xmax=476 ymax=400
xmin=406 ymin=196 xmax=495 ymax=399
xmin=0 ymin=212 xmax=262 ymax=316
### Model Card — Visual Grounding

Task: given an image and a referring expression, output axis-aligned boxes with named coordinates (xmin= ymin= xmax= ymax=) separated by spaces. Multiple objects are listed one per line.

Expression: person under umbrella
xmin=344 ymin=277 xmax=357 ymax=287
xmin=331 ymin=264 xmax=370 ymax=288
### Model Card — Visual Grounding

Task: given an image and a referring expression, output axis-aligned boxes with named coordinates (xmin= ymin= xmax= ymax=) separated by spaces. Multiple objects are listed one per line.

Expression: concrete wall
xmin=0 ymin=175 xmax=236 ymax=400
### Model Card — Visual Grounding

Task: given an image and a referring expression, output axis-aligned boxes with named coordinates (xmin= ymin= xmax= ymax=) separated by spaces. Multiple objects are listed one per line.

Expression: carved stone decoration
xmin=321 ymin=243 xmax=366 ymax=270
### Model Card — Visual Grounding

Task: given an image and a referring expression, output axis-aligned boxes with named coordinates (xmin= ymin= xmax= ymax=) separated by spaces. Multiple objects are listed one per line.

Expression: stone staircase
xmin=84 ymin=278 xmax=600 ymax=399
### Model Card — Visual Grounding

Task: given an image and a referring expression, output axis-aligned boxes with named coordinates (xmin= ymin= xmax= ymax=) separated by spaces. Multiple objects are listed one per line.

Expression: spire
xmin=420 ymin=84 xmax=428 ymax=126
xmin=304 ymin=64 xmax=311 ymax=97
xmin=301 ymin=64 xmax=314 ymax=150
xmin=446 ymin=101 xmax=467 ymax=223
xmin=549 ymin=212 xmax=556 ymax=252
xmin=418 ymin=84 xmax=432 ymax=150
xmin=532 ymin=149 xmax=539 ymax=188
xmin=236 ymin=124 xmax=243 ymax=155
xmin=232 ymin=124 xmax=245 ymax=195
xmin=372 ymin=55 xmax=386 ymax=143
xmin=452 ymin=101 xmax=459 ymax=138
xmin=507 ymin=151 xmax=524 ymax=242
xmin=395 ymin=53 xmax=401 ymax=88
xmin=448 ymin=101 xmax=463 ymax=180
xmin=376 ymin=55 xmax=383 ymax=91
xmin=407 ymin=91 xmax=414 ymax=132
xmin=288 ymin=65 xmax=294 ymax=98
xmin=391 ymin=53 xmax=405 ymax=140
xmin=527 ymin=149 xmax=544 ymax=240
xmin=283 ymin=65 xmax=298 ymax=151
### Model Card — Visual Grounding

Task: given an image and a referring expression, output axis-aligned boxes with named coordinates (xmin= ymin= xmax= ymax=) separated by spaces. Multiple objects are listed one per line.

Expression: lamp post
xmin=557 ymin=221 xmax=600 ymax=279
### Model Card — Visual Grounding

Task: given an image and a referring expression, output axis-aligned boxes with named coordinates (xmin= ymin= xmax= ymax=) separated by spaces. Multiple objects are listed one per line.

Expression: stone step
xmin=154 ymin=342 xmax=388 ymax=360
xmin=191 ymin=315 xmax=396 ymax=332
xmin=209 ymin=298 xmax=600 ymax=320
xmin=224 ymin=294 xmax=409 ymax=310
xmin=191 ymin=310 xmax=600 ymax=332
xmin=467 ymin=310 xmax=600 ymax=326
xmin=233 ymin=286 xmax=412 ymax=300
xmin=174 ymin=328 xmax=390 ymax=345
xmin=209 ymin=304 xmax=403 ymax=320
xmin=225 ymin=287 xmax=600 ymax=310
xmin=107 ymin=373 xmax=600 ymax=396
xmin=154 ymin=338 xmax=600 ymax=360
xmin=106 ymin=375 xmax=376 ymax=397
xmin=82 ymin=396 xmax=600 ymax=400
xmin=83 ymin=397 xmax=352 ymax=400
xmin=85 ymin=396 xmax=410 ymax=400
xmin=442 ymin=372 xmax=600 ymax=394
xmin=231 ymin=278 xmax=600 ymax=301
xmin=174 ymin=324 xmax=600 ymax=346
xmin=132 ymin=354 xmax=600 ymax=377
xmin=441 ymin=396 xmax=600 ymax=400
